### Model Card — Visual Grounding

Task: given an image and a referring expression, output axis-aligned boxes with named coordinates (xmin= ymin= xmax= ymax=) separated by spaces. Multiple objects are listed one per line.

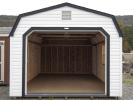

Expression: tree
xmin=123 ymin=38 xmax=131 ymax=52
xmin=122 ymin=26 xmax=133 ymax=52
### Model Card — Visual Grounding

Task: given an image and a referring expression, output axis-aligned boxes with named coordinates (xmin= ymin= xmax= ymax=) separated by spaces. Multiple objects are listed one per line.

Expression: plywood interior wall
xmin=92 ymin=46 xmax=97 ymax=76
xmin=92 ymin=33 xmax=105 ymax=82
xmin=97 ymin=43 xmax=105 ymax=82
xmin=27 ymin=36 xmax=41 ymax=82
xmin=92 ymin=44 xmax=105 ymax=82
xmin=27 ymin=32 xmax=105 ymax=82
xmin=41 ymin=46 xmax=92 ymax=74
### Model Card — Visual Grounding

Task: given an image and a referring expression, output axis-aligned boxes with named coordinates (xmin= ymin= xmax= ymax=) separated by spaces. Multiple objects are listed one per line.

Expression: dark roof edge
xmin=9 ymin=2 xmax=123 ymax=37
xmin=112 ymin=16 xmax=123 ymax=37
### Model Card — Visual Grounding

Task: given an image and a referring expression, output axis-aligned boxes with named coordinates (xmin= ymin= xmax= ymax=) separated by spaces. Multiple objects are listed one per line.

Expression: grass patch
xmin=123 ymin=73 xmax=133 ymax=86
xmin=123 ymin=79 xmax=133 ymax=86
xmin=48 ymin=97 xmax=54 ymax=100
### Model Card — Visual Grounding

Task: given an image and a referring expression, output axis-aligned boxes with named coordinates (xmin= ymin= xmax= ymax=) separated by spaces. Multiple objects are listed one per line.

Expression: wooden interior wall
xmin=91 ymin=33 xmax=105 ymax=82
xmin=97 ymin=43 xmax=105 ymax=82
xmin=27 ymin=41 xmax=41 ymax=82
xmin=41 ymin=46 xmax=92 ymax=74
xmin=27 ymin=32 xmax=105 ymax=78
xmin=92 ymin=46 xmax=97 ymax=76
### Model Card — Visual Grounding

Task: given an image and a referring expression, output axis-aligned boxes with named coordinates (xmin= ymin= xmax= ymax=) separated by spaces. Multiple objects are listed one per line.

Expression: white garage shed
xmin=9 ymin=2 xmax=123 ymax=98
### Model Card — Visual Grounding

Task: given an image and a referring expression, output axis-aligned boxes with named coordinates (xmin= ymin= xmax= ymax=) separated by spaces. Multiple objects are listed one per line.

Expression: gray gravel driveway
xmin=0 ymin=84 xmax=133 ymax=100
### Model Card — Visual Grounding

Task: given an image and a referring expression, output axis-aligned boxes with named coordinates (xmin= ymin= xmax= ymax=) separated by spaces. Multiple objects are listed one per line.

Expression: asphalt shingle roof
xmin=0 ymin=27 xmax=12 ymax=34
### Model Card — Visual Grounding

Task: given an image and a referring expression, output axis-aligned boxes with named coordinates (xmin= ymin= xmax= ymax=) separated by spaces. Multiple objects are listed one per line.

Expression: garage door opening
xmin=25 ymin=30 xmax=106 ymax=95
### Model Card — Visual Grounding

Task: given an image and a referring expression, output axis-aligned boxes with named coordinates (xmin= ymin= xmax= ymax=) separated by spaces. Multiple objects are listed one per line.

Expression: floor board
xmin=27 ymin=74 xmax=105 ymax=94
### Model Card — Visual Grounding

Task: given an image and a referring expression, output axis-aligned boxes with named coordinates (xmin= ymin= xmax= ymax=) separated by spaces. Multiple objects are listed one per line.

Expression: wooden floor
xmin=27 ymin=74 xmax=105 ymax=94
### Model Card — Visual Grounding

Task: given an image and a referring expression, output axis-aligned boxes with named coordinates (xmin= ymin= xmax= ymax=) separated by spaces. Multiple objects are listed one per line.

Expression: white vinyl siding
xmin=10 ymin=6 xmax=122 ymax=97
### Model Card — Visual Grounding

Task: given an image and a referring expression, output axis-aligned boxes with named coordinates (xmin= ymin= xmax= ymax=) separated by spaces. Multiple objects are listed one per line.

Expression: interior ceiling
xmin=29 ymin=31 xmax=104 ymax=45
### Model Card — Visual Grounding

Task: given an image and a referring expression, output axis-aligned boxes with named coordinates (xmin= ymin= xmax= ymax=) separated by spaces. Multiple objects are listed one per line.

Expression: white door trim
xmin=0 ymin=41 xmax=5 ymax=82
xmin=24 ymin=30 xmax=107 ymax=95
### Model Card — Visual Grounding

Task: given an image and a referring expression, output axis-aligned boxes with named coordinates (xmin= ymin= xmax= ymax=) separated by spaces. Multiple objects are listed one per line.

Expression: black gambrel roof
xmin=9 ymin=2 xmax=123 ymax=37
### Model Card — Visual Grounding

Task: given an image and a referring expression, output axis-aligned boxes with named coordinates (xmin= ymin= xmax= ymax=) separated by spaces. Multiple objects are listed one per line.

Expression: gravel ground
xmin=0 ymin=84 xmax=133 ymax=100
xmin=120 ymin=84 xmax=133 ymax=100
xmin=0 ymin=85 xmax=133 ymax=100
